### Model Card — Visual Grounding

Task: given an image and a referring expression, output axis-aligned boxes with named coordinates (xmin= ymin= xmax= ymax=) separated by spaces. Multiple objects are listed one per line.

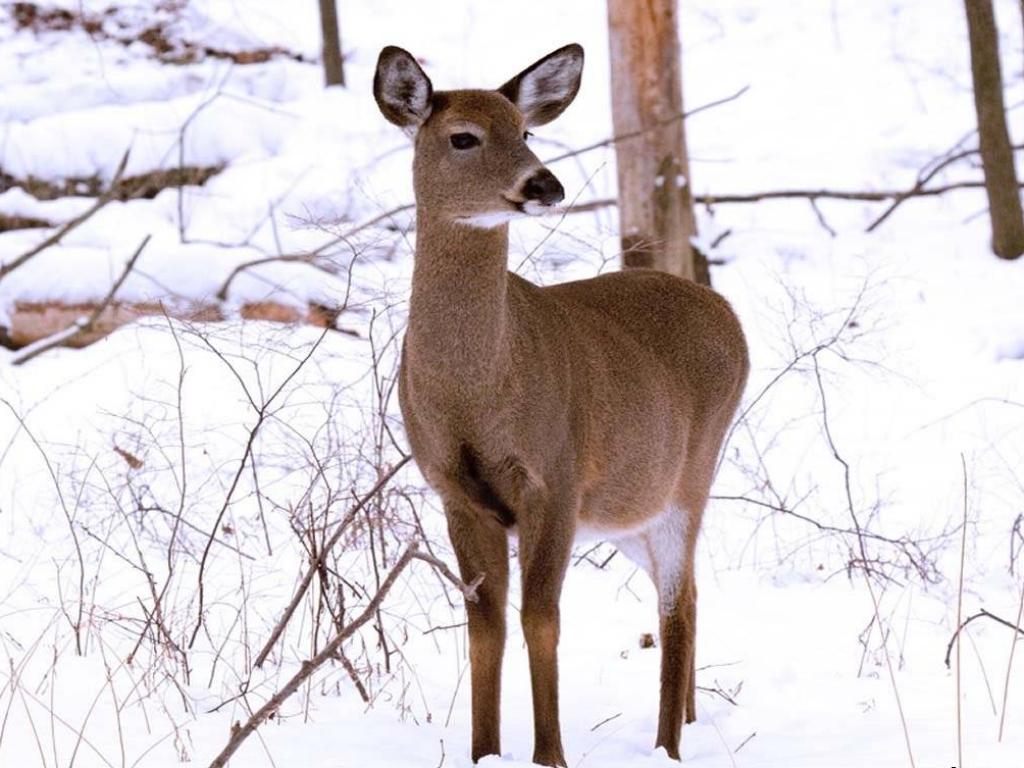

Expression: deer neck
xmin=406 ymin=214 xmax=512 ymax=391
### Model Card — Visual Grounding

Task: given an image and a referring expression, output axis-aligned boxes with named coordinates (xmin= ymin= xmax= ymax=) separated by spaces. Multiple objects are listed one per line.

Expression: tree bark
xmin=964 ymin=0 xmax=1024 ymax=259
xmin=318 ymin=0 xmax=344 ymax=87
xmin=607 ymin=0 xmax=706 ymax=283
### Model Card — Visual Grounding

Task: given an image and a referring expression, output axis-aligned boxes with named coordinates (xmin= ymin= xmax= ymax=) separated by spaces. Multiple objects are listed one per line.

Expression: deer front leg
xmin=445 ymin=502 xmax=510 ymax=763
xmin=517 ymin=506 xmax=575 ymax=767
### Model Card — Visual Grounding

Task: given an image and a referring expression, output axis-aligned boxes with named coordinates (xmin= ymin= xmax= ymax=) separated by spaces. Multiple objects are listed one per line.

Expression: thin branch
xmin=253 ymin=455 xmax=412 ymax=668
xmin=566 ymin=179 xmax=1019 ymax=216
xmin=813 ymin=354 xmax=917 ymax=768
xmin=188 ymin=329 xmax=329 ymax=648
xmin=11 ymin=234 xmax=151 ymax=365
xmin=0 ymin=400 xmax=85 ymax=654
xmin=866 ymin=142 xmax=1024 ymax=232
xmin=0 ymin=149 xmax=131 ymax=282
xmin=711 ymin=493 xmax=937 ymax=577
xmin=544 ymin=84 xmax=751 ymax=164
xmin=410 ymin=550 xmax=483 ymax=603
xmin=215 ymin=203 xmax=414 ymax=300
xmin=998 ymin=576 xmax=1024 ymax=740
xmin=207 ymin=542 xmax=422 ymax=768
xmin=955 ymin=455 xmax=968 ymax=768
xmin=945 ymin=609 xmax=1024 ymax=669
xmin=809 ymin=197 xmax=836 ymax=237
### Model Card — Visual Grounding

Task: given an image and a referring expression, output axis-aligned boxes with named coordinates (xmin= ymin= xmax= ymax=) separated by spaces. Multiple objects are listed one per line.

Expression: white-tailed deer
xmin=374 ymin=44 xmax=748 ymax=766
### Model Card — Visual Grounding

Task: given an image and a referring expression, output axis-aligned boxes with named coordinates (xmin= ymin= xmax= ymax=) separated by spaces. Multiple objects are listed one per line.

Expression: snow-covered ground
xmin=2 ymin=1 xmax=1023 ymax=766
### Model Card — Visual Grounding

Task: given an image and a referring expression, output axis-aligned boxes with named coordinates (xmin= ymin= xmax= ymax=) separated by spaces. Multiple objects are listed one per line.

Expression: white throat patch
xmin=456 ymin=210 xmax=523 ymax=229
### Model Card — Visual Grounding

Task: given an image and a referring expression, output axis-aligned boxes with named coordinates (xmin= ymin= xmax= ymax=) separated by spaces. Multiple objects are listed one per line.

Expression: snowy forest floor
xmin=2 ymin=1 xmax=1024 ymax=766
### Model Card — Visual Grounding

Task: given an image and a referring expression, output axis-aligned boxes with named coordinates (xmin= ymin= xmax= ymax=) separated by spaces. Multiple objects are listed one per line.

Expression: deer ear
xmin=497 ymin=44 xmax=583 ymax=127
xmin=374 ymin=46 xmax=433 ymax=129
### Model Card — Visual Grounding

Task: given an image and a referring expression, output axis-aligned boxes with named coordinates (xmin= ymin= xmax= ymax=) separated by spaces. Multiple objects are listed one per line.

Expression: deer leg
xmin=655 ymin=569 xmax=696 ymax=760
xmin=518 ymin=506 xmax=575 ymax=767
xmin=615 ymin=504 xmax=696 ymax=761
xmin=685 ymin=588 xmax=697 ymax=725
xmin=445 ymin=502 xmax=510 ymax=763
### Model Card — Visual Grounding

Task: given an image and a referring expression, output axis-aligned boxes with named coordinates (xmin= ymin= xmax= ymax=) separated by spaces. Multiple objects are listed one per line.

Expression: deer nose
xmin=521 ymin=169 xmax=565 ymax=206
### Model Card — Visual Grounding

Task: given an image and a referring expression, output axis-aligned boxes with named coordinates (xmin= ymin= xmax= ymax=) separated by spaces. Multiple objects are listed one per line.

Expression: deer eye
xmin=450 ymin=132 xmax=480 ymax=150
xmin=523 ymin=131 xmax=533 ymax=140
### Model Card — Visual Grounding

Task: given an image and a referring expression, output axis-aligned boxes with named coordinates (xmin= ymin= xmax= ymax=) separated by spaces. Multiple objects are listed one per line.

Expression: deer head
xmin=373 ymin=44 xmax=584 ymax=227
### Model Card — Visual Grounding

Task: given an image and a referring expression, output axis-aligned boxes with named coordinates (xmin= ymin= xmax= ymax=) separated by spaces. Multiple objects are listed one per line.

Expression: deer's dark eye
xmin=523 ymin=131 xmax=533 ymax=140
xmin=450 ymin=132 xmax=480 ymax=149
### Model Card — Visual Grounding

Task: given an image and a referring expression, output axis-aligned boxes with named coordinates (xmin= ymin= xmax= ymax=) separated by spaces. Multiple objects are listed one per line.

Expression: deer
xmin=373 ymin=43 xmax=749 ymax=766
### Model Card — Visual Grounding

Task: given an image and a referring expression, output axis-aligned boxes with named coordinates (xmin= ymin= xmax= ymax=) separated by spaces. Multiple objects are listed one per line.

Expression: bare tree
xmin=607 ymin=0 xmax=707 ymax=283
xmin=964 ymin=0 xmax=1024 ymax=259
xmin=318 ymin=0 xmax=345 ymax=87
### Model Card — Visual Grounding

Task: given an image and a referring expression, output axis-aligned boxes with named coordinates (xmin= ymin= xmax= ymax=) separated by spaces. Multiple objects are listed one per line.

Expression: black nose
xmin=521 ymin=169 xmax=565 ymax=206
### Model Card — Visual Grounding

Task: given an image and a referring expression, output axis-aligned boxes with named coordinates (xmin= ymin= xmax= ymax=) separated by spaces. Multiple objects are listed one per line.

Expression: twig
xmin=944 ymin=609 xmax=1024 ymax=669
xmin=177 ymin=75 xmax=232 ymax=243
xmin=336 ymin=649 xmax=370 ymax=704
xmin=866 ymin=142 xmax=1024 ymax=232
xmin=589 ymin=712 xmax=621 ymax=732
xmin=206 ymin=542 xmax=421 ymax=768
xmin=955 ymin=455 xmax=968 ymax=768
xmin=712 ymin=493 xmax=940 ymax=584
xmin=211 ymin=539 xmax=475 ymax=764
xmin=813 ymin=353 xmax=917 ymax=768
xmin=215 ymin=203 xmax=415 ymax=300
xmin=0 ymin=401 xmax=86 ymax=654
xmin=809 ymin=197 xmax=836 ymax=236
xmin=566 ymin=179 xmax=1018 ymax=216
xmin=236 ymin=177 xmax=1013 ymax=261
xmin=253 ymin=456 xmax=411 ymax=668
xmin=0 ymin=149 xmax=131 ymax=282
xmin=543 ymin=84 xmax=751 ymax=164
xmin=734 ymin=731 xmax=757 ymax=753
xmin=189 ymin=329 xmax=329 ymax=648
xmin=11 ymin=234 xmax=151 ymax=365
xmin=410 ymin=550 xmax=484 ymax=603
xmin=999 ymin=580 xmax=1024 ymax=740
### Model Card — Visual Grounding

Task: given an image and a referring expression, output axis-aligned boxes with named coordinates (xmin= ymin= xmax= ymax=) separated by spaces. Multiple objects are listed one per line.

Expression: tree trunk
xmin=964 ymin=0 xmax=1024 ymax=259
xmin=607 ymin=0 xmax=707 ymax=283
xmin=318 ymin=0 xmax=345 ymax=87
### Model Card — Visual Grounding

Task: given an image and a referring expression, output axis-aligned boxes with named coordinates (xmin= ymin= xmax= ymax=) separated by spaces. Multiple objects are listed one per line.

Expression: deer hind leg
xmin=656 ymin=561 xmax=697 ymax=759
xmin=444 ymin=500 xmax=510 ymax=763
xmin=685 ymin=590 xmax=697 ymax=725
xmin=614 ymin=504 xmax=696 ymax=761
xmin=516 ymin=493 xmax=576 ymax=767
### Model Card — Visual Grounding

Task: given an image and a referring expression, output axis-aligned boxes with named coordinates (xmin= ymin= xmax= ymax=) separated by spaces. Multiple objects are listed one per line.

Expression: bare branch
xmin=188 ymin=328 xmax=330 ymax=648
xmin=543 ymin=84 xmax=751 ymax=165
xmin=410 ymin=550 xmax=483 ymax=603
xmin=206 ymin=541 xmax=421 ymax=768
xmin=813 ymin=353 xmax=917 ymax=768
xmin=565 ymin=179 xmax=1019 ymax=216
xmin=945 ymin=609 xmax=1024 ymax=669
xmin=0 ymin=149 xmax=131 ymax=282
xmin=253 ymin=455 xmax=412 ymax=668
xmin=215 ymin=203 xmax=414 ymax=301
xmin=866 ymin=142 xmax=1024 ymax=232
xmin=10 ymin=234 xmax=151 ymax=365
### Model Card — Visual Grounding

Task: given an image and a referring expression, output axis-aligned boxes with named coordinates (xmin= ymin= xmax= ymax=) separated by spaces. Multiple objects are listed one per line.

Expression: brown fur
xmin=376 ymin=45 xmax=749 ymax=766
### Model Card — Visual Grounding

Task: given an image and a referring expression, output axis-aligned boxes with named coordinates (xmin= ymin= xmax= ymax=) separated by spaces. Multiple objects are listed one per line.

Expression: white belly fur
xmin=578 ymin=505 xmax=689 ymax=614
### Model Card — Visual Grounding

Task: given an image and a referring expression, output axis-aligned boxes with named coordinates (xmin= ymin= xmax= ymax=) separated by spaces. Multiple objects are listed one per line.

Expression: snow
xmin=2 ymin=1 xmax=1024 ymax=767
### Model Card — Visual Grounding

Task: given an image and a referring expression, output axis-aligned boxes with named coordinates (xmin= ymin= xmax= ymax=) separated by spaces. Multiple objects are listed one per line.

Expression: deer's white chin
xmin=520 ymin=200 xmax=562 ymax=217
xmin=456 ymin=202 xmax=562 ymax=229
xmin=456 ymin=210 xmax=522 ymax=229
